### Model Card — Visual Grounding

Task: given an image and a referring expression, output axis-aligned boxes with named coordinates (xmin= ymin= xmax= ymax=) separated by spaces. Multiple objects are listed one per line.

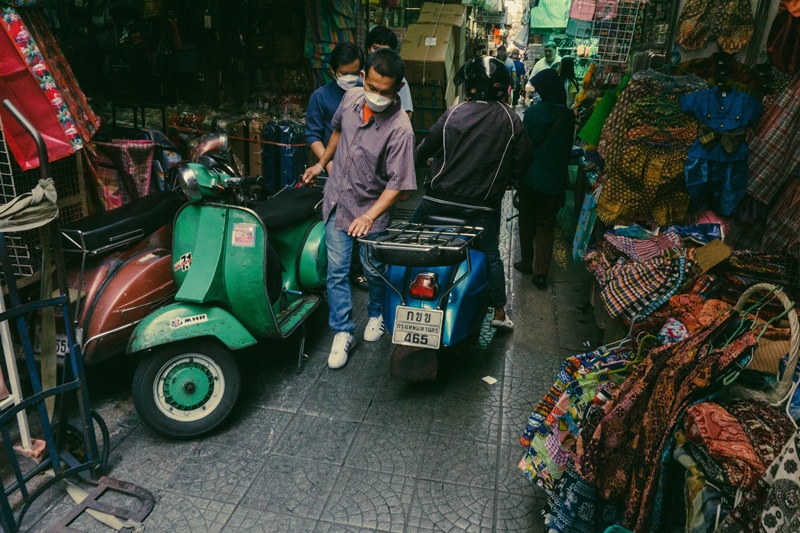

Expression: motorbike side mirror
xmin=188 ymin=132 xmax=230 ymax=163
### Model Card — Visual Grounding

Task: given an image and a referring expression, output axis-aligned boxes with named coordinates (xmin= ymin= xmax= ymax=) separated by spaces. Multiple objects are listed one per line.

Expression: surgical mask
xmin=336 ymin=74 xmax=359 ymax=91
xmin=364 ymin=91 xmax=393 ymax=112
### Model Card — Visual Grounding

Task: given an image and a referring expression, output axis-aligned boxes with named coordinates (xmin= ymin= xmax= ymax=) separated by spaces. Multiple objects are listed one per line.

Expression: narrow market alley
xmin=19 ymin=172 xmax=601 ymax=533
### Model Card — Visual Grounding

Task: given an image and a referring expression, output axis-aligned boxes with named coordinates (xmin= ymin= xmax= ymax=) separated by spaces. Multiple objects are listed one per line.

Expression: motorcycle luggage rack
xmin=364 ymin=222 xmax=484 ymax=268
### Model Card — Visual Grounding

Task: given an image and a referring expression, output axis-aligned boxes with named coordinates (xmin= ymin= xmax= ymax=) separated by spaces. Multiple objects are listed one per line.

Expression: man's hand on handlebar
xmin=302 ymin=163 xmax=324 ymax=185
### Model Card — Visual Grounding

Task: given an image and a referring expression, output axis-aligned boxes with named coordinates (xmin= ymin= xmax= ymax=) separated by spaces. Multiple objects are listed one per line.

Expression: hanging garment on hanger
xmin=767 ymin=6 xmax=800 ymax=75
xmin=677 ymin=0 xmax=754 ymax=53
xmin=748 ymin=75 xmax=800 ymax=206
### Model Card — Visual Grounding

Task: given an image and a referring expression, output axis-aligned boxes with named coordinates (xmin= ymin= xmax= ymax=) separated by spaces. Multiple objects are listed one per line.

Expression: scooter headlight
xmin=175 ymin=164 xmax=202 ymax=203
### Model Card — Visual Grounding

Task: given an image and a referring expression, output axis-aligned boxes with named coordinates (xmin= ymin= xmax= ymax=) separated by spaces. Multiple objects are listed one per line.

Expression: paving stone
xmin=362 ymin=389 xmax=435 ymax=433
xmin=405 ymin=480 xmax=494 ymax=532
xmin=495 ymin=490 xmax=548 ymax=532
xmin=139 ymin=491 xmax=236 ymax=533
xmin=314 ymin=522 xmax=378 ymax=533
xmin=166 ymin=441 xmax=266 ymax=504
xmin=272 ymin=414 xmax=358 ymax=465
xmin=242 ymin=456 xmax=340 ymax=520
xmin=223 ymin=507 xmax=319 ymax=532
xmin=496 ymin=444 xmax=539 ymax=496
xmin=241 ymin=371 xmax=317 ymax=414
xmin=344 ymin=425 xmax=427 ymax=477
xmin=298 ymin=381 xmax=374 ymax=422
xmin=320 ymin=468 xmax=414 ymax=532
xmin=554 ymin=281 xmax=603 ymax=352
xmin=430 ymin=399 xmax=501 ymax=444
xmin=106 ymin=431 xmax=199 ymax=491
xmin=202 ymin=405 xmax=293 ymax=454
xmin=419 ymin=435 xmax=498 ymax=489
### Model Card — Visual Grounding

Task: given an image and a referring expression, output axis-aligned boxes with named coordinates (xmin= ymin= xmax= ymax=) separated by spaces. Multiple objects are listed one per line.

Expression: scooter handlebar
xmin=226 ymin=176 xmax=265 ymax=188
xmin=2 ymin=99 xmax=50 ymax=183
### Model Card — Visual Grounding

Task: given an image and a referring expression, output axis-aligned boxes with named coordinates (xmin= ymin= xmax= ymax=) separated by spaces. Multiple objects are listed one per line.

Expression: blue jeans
xmin=410 ymin=199 xmax=507 ymax=308
xmin=326 ymin=210 xmax=386 ymax=333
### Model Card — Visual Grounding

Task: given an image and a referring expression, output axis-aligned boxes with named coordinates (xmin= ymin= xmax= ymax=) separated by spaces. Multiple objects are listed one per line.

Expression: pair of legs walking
xmin=325 ymin=210 xmax=387 ymax=368
xmin=515 ymin=182 xmax=564 ymax=289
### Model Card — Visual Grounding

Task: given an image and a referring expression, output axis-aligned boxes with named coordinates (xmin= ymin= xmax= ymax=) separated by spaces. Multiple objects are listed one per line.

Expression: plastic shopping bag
xmin=572 ymin=187 xmax=600 ymax=263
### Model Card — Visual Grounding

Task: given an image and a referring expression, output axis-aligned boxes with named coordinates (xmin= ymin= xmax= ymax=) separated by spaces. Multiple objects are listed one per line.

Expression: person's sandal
xmin=351 ymin=274 xmax=369 ymax=291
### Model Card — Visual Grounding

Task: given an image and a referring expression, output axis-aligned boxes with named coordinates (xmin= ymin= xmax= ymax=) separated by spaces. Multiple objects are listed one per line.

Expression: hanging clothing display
xmin=677 ymin=0 xmax=754 ymax=54
xmin=747 ymin=74 xmax=800 ymax=207
xmin=595 ymin=71 xmax=707 ymax=226
xmin=680 ymin=86 xmax=763 ymax=215
xmin=0 ymin=6 xmax=99 ymax=170
xmin=530 ymin=0 xmax=571 ymax=28
xmin=767 ymin=4 xmax=800 ymax=76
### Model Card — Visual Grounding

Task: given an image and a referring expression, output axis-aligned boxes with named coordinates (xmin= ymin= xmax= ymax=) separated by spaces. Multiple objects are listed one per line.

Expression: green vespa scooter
xmin=127 ymin=145 xmax=326 ymax=438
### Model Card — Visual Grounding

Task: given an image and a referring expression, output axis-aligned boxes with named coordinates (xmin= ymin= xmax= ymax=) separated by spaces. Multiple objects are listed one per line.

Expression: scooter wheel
xmin=132 ymin=339 xmax=240 ymax=439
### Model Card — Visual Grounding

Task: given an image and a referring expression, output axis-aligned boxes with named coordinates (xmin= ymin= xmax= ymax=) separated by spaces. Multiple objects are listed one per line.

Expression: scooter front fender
xmin=127 ymin=303 xmax=257 ymax=354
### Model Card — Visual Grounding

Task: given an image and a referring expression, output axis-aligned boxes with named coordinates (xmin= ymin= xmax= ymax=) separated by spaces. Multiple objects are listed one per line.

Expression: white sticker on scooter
xmin=232 ymin=223 xmax=256 ymax=247
xmin=169 ymin=314 xmax=208 ymax=329
xmin=174 ymin=252 xmax=193 ymax=271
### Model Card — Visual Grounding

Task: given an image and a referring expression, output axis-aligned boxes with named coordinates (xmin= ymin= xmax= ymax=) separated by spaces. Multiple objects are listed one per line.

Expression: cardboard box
xmin=401 ymin=23 xmax=455 ymax=85
xmin=418 ymin=3 xmax=467 ymax=61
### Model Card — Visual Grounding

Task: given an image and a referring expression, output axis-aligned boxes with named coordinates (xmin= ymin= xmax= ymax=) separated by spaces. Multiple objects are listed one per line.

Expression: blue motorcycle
xmin=360 ymin=217 xmax=489 ymax=380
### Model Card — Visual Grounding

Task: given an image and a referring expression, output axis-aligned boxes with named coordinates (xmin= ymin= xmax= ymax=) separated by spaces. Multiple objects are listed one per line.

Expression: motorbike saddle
xmin=253 ymin=187 xmax=323 ymax=230
xmin=61 ymin=191 xmax=185 ymax=255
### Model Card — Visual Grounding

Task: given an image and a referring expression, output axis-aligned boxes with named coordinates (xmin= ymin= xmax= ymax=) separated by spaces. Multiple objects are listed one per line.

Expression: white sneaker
xmin=363 ymin=315 xmax=386 ymax=342
xmin=328 ymin=332 xmax=355 ymax=369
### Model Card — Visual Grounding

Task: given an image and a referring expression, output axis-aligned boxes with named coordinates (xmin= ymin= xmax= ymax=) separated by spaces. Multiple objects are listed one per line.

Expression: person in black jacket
xmin=516 ymin=68 xmax=575 ymax=289
xmin=412 ymin=57 xmax=531 ymax=331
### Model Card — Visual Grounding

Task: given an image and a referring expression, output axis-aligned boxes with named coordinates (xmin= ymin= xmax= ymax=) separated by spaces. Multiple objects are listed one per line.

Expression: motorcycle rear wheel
xmin=132 ymin=340 xmax=240 ymax=438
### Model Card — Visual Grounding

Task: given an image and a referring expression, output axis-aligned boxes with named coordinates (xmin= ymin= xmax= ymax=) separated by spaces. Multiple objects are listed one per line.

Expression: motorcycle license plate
xmin=392 ymin=306 xmax=443 ymax=349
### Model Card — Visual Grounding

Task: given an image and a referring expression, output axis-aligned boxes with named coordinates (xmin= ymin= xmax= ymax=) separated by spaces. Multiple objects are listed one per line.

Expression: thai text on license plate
xmin=392 ymin=306 xmax=443 ymax=349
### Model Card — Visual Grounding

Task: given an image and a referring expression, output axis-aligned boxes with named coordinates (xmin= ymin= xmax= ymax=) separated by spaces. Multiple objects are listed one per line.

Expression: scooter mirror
xmin=189 ymin=132 xmax=230 ymax=163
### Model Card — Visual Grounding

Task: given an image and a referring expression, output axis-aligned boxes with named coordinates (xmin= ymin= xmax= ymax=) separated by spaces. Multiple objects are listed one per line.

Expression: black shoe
xmin=351 ymin=274 xmax=369 ymax=291
xmin=513 ymin=261 xmax=533 ymax=275
xmin=532 ymin=275 xmax=548 ymax=290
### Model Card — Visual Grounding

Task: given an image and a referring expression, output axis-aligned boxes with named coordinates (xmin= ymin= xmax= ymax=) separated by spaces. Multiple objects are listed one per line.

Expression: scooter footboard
xmin=383 ymin=249 xmax=489 ymax=348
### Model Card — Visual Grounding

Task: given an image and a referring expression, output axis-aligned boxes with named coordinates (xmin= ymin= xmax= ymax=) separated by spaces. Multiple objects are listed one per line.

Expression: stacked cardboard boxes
xmin=400 ymin=3 xmax=467 ymax=137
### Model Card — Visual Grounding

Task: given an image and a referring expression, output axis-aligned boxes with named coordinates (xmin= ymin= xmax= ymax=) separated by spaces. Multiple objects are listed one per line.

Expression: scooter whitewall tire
xmin=132 ymin=340 xmax=240 ymax=438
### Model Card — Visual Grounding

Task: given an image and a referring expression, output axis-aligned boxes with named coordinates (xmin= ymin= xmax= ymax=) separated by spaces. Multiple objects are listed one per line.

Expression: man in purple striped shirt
xmin=302 ymin=49 xmax=416 ymax=370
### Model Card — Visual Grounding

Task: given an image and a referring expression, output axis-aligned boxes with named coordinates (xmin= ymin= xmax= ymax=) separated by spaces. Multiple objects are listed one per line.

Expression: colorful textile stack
xmin=677 ymin=0 xmax=754 ymax=53
xmin=304 ymin=0 xmax=356 ymax=84
xmin=540 ymin=303 xmax=758 ymax=532
xmin=717 ymin=429 xmax=800 ymax=532
xmin=677 ymin=401 xmax=797 ymax=532
xmin=595 ymin=71 xmax=707 ymax=226
xmin=518 ymin=345 xmax=636 ymax=492
xmin=586 ymin=230 xmax=692 ymax=320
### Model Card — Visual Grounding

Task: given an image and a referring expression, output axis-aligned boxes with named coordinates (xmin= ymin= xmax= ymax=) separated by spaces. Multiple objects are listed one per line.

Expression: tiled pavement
xmin=19 ymin=170 xmax=603 ymax=532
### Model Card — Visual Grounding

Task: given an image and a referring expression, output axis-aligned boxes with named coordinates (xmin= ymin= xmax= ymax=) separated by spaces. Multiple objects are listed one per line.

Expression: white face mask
xmin=336 ymin=74 xmax=359 ymax=91
xmin=364 ymin=90 xmax=393 ymax=112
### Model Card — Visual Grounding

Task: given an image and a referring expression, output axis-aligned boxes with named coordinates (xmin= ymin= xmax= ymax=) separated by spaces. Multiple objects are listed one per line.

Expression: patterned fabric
xmin=748 ymin=74 xmax=800 ymax=206
xmin=84 ymin=140 xmax=155 ymax=210
xmin=673 ymin=431 xmax=724 ymax=533
xmin=717 ymin=430 xmax=800 ymax=533
xmin=544 ymin=464 xmax=623 ymax=533
xmin=603 ymin=230 xmax=682 ymax=262
xmin=762 ymin=178 xmax=800 ymax=252
xmin=574 ymin=307 xmax=757 ymax=532
xmin=596 ymin=72 xmax=707 ymax=226
xmin=657 ymin=317 xmax=691 ymax=345
xmin=685 ymin=402 xmax=765 ymax=490
xmin=677 ymin=0 xmax=754 ymax=53
xmin=599 ymin=249 xmax=688 ymax=319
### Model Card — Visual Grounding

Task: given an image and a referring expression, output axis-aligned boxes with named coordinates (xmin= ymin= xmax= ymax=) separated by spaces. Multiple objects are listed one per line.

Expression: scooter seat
xmin=253 ymin=187 xmax=323 ymax=230
xmin=62 ymin=191 xmax=185 ymax=254
xmin=422 ymin=215 xmax=471 ymax=227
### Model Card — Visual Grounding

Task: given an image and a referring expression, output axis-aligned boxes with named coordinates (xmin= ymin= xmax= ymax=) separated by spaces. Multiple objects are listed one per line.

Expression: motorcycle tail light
xmin=409 ymin=272 xmax=438 ymax=301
